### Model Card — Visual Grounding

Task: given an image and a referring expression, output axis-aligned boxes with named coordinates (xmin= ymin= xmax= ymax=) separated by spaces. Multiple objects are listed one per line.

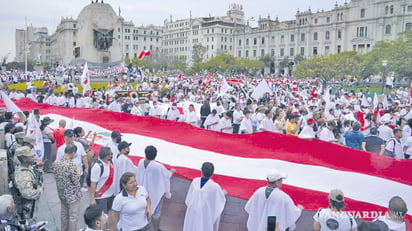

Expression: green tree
xmin=192 ymin=44 xmax=207 ymax=65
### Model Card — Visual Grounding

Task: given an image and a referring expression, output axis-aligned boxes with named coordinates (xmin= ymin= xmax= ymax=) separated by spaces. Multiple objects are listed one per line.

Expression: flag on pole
xmin=138 ymin=50 xmax=151 ymax=59
xmin=26 ymin=111 xmax=44 ymax=159
xmin=251 ymin=79 xmax=271 ymax=100
xmin=373 ymin=93 xmax=378 ymax=110
xmin=382 ymin=94 xmax=388 ymax=109
xmin=218 ymin=78 xmax=232 ymax=97
xmin=361 ymin=95 xmax=370 ymax=107
xmin=81 ymin=62 xmax=91 ymax=96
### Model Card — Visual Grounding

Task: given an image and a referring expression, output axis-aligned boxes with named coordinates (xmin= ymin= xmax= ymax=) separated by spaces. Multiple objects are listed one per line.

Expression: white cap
xmin=267 ymin=169 xmax=288 ymax=182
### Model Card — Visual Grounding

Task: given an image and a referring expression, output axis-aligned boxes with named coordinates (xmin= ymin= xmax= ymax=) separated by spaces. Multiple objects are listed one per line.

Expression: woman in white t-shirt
xmin=110 ymin=172 xmax=151 ymax=231
xmin=40 ymin=116 xmax=55 ymax=173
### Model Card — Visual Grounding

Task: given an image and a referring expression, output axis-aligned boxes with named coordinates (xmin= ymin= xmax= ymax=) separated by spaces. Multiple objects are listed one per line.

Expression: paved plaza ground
xmin=37 ymin=173 xmax=316 ymax=231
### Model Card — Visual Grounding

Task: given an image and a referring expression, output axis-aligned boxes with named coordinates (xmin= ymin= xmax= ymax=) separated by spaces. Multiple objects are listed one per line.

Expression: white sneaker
xmin=81 ymin=187 xmax=88 ymax=192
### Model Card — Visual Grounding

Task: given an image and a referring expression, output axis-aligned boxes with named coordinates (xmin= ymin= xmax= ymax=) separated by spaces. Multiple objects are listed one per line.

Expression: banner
xmin=1 ymin=98 xmax=411 ymax=222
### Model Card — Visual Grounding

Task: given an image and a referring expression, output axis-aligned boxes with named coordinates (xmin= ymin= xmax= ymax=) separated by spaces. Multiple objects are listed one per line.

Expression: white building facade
xmin=14 ymin=0 xmax=412 ymax=70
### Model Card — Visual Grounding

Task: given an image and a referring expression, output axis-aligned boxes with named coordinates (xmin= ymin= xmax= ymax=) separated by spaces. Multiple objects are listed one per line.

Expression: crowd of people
xmin=0 ymin=73 xmax=411 ymax=231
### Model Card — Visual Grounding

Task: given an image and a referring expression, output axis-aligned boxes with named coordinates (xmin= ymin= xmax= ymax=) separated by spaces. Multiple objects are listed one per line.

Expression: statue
xmin=93 ymin=29 xmax=114 ymax=51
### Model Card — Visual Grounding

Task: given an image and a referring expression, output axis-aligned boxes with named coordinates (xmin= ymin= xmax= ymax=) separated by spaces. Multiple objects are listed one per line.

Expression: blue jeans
xmin=43 ymin=142 xmax=52 ymax=172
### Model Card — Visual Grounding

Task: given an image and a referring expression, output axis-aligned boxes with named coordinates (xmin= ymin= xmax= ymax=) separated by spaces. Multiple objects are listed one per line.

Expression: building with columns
xmin=15 ymin=0 xmax=412 ymax=72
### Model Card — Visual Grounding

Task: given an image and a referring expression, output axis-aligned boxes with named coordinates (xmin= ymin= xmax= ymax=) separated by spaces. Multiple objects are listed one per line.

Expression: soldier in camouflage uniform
xmin=11 ymin=132 xmax=26 ymax=168
xmin=14 ymin=146 xmax=43 ymax=222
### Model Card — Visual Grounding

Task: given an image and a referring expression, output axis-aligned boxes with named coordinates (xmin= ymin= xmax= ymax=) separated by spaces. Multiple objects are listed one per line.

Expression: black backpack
xmin=86 ymin=158 xmax=104 ymax=187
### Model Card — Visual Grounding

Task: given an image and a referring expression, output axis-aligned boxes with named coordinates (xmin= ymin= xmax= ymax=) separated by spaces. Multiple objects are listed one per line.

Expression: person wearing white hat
xmin=245 ymin=169 xmax=303 ymax=231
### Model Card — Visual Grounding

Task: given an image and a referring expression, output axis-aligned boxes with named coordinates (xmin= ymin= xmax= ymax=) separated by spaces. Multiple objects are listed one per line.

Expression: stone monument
xmin=76 ymin=2 xmax=122 ymax=64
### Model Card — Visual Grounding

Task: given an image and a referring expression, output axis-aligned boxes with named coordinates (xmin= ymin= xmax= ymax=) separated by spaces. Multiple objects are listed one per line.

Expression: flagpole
xmin=24 ymin=17 xmax=28 ymax=75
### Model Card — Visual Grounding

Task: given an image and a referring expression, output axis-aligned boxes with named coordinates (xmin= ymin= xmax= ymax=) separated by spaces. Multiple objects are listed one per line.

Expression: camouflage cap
xmin=14 ymin=132 xmax=26 ymax=140
xmin=23 ymin=135 xmax=36 ymax=146
xmin=15 ymin=146 xmax=34 ymax=157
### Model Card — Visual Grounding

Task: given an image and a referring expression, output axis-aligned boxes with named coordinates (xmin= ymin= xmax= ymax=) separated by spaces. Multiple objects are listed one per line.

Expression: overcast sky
xmin=0 ymin=0 xmax=346 ymax=62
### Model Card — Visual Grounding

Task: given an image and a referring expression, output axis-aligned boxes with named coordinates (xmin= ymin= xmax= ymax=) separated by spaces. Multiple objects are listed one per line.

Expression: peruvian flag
xmin=138 ymin=50 xmax=151 ymax=59
xmin=81 ymin=62 xmax=91 ymax=95
xmin=3 ymin=98 xmax=412 ymax=224
xmin=177 ymin=73 xmax=184 ymax=81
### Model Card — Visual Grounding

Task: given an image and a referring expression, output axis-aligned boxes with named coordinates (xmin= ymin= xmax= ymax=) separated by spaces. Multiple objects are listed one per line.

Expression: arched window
xmin=385 ymin=25 xmax=392 ymax=35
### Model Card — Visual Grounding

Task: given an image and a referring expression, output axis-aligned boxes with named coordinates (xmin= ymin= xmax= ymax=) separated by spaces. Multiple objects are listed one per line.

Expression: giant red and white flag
xmin=2 ymin=98 xmax=412 ymax=223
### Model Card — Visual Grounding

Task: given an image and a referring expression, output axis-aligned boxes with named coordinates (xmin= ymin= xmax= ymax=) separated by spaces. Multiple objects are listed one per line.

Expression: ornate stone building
xmin=15 ymin=0 xmax=412 ymax=71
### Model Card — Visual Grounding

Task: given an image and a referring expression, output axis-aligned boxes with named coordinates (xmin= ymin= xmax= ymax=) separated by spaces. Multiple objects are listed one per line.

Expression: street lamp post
xmin=381 ymin=60 xmax=387 ymax=93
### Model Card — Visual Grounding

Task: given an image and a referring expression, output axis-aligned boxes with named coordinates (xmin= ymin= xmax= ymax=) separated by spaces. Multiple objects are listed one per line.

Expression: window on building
xmin=301 ymin=33 xmax=305 ymax=42
xmin=238 ymin=51 xmax=242 ymax=57
xmin=229 ymin=45 xmax=232 ymax=50
xmin=246 ymin=50 xmax=249 ymax=57
xmin=271 ymin=49 xmax=275 ymax=57
xmin=325 ymin=31 xmax=330 ymax=40
xmin=325 ymin=46 xmax=330 ymax=55
xmin=211 ymin=45 xmax=214 ymax=50
xmin=280 ymin=48 xmax=284 ymax=57
xmin=338 ymin=30 xmax=342 ymax=39
xmin=326 ymin=17 xmax=330 ymax=23
xmin=314 ymin=18 xmax=318 ymax=24
xmin=118 ymin=28 xmax=120 ymax=32
xmin=254 ymin=38 xmax=257 ymax=45
xmin=300 ymin=47 xmax=305 ymax=56
xmin=271 ymin=36 xmax=275 ymax=43
xmin=408 ymin=5 xmax=412 ymax=12
xmin=390 ymin=5 xmax=394 ymax=14
xmin=262 ymin=37 xmax=265 ymax=45
xmin=73 ymin=24 xmax=76 ymax=28
xmin=385 ymin=25 xmax=392 ymax=34
xmin=357 ymin=27 xmax=368 ymax=37
xmin=246 ymin=39 xmax=249 ymax=45
xmin=290 ymin=34 xmax=295 ymax=42
xmin=239 ymin=39 xmax=242 ymax=46
xmin=385 ymin=6 xmax=389 ymax=14
xmin=281 ymin=35 xmax=284 ymax=43
xmin=337 ymin=45 xmax=341 ymax=53
xmin=73 ymin=42 xmax=76 ymax=47
xmin=313 ymin=47 xmax=318 ymax=55
xmin=261 ymin=49 xmax=265 ymax=56
xmin=406 ymin=23 xmax=412 ymax=31
xmin=313 ymin=32 xmax=318 ymax=41
xmin=253 ymin=50 xmax=256 ymax=57
xmin=290 ymin=48 xmax=294 ymax=56
xmin=360 ymin=9 xmax=366 ymax=18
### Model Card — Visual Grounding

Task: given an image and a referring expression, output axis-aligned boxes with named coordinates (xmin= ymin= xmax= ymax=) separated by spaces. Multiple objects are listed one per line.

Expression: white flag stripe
xmin=47 ymin=113 xmax=412 ymax=215
xmin=1 ymin=91 xmax=22 ymax=112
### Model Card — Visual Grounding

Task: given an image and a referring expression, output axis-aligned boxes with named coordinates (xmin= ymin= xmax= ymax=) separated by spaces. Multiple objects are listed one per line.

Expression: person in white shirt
xmin=313 ymin=189 xmax=357 ymax=231
xmin=375 ymin=196 xmax=407 ymax=231
xmin=378 ymin=121 xmax=394 ymax=142
xmin=81 ymin=204 xmax=108 ymax=231
xmin=130 ymin=101 xmax=144 ymax=116
xmin=258 ymin=110 xmax=276 ymax=132
xmin=113 ymin=141 xmax=138 ymax=195
xmin=45 ymin=93 xmax=58 ymax=105
xmin=149 ymin=101 xmax=163 ymax=118
xmin=136 ymin=145 xmax=175 ymax=231
xmin=164 ymin=103 xmax=180 ymax=121
xmin=56 ymin=129 xmax=89 ymax=185
xmin=384 ymin=129 xmax=404 ymax=159
xmin=319 ymin=122 xmax=338 ymax=142
xmin=204 ymin=109 xmax=220 ymax=131
xmin=218 ymin=112 xmax=233 ymax=133
xmin=183 ymin=162 xmax=226 ymax=231
xmin=107 ymin=97 xmax=122 ymax=112
xmin=89 ymin=147 xmax=115 ymax=214
xmin=299 ymin=118 xmax=321 ymax=139
xmin=239 ymin=110 xmax=253 ymax=134
xmin=184 ymin=104 xmax=198 ymax=127
xmin=245 ymin=169 xmax=303 ymax=231
xmin=232 ymin=104 xmax=244 ymax=134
